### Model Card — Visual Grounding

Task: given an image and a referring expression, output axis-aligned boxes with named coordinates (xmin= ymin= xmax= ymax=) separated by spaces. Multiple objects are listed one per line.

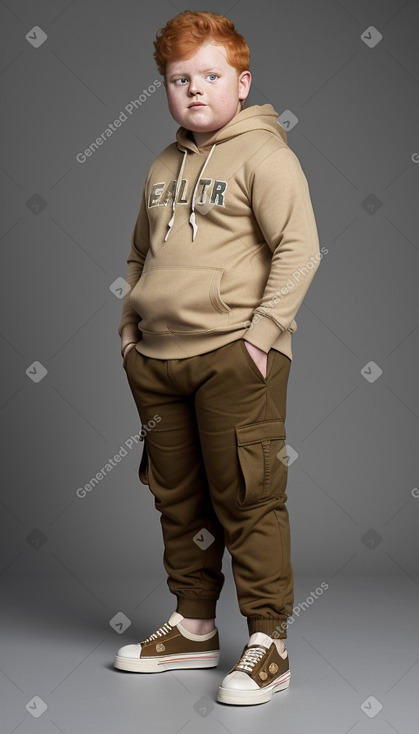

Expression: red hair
xmin=153 ymin=10 xmax=250 ymax=77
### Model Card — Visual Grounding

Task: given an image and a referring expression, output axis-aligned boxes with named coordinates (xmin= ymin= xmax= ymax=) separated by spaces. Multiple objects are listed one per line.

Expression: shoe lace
xmin=140 ymin=621 xmax=173 ymax=645
xmin=236 ymin=645 xmax=267 ymax=673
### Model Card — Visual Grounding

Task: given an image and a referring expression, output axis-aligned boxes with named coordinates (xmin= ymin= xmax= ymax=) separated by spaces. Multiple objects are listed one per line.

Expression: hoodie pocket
xmin=129 ymin=265 xmax=231 ymax=335
xmin=235 ymin=419 xmax=287 ymax=506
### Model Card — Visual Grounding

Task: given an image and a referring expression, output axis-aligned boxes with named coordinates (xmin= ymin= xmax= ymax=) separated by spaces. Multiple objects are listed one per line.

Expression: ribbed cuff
xmin=176 ymin=596 xmax=217 ymax=620
xmin=120 ymin=322 xmax=140 ymax=353
xmin=247 ymin=616 xmax=288 ymax=639
xmin=244 ymin=314 xmax=283 ymax=353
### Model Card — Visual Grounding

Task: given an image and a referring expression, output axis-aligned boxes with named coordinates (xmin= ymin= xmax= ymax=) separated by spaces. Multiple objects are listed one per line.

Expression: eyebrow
xmin=169 ymin=68 xmax=222 ymax=76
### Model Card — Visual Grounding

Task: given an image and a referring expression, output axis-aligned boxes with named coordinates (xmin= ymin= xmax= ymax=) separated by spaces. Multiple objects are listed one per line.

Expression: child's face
xmin=164 ymin=41 xmax=251 ymax=146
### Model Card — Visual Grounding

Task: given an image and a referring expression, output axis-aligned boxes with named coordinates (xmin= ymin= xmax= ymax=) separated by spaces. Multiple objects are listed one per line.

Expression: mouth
xmin=189 ymin=103 xmax=206 ymax=108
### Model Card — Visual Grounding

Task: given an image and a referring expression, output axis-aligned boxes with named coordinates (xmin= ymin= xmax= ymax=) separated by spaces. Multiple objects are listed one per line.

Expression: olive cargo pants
xmin=124 ymin=338 xmax=293 ymax=639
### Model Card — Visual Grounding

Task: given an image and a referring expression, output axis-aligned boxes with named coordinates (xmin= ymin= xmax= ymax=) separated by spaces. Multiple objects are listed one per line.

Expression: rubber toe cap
xmin=220 ymin=671 xmax=259 ymax=691
xmin=116 ymin=643 xmax=142 ymax=659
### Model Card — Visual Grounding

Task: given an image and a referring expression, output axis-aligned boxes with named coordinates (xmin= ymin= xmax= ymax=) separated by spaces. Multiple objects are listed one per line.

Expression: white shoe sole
xmin=114 ymin=650 xmax=220 ymax=673
xmin=217 ymin=670 xmax=290 ymax=705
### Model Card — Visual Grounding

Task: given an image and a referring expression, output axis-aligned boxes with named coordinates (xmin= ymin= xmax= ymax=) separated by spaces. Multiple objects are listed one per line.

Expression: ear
xmin=238 ymin=70 xmax=252 ymax=102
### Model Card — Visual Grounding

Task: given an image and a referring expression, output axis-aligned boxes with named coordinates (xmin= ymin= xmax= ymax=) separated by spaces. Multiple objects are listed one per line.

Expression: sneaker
xmin=217 ymin=632 xmax=290 ymax=705
xmin=114 ymin=611 xmax=220 ymax=673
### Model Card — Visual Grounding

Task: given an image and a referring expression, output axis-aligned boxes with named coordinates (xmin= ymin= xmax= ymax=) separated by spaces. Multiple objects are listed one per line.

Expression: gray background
xmin=1 ymin=0 xmax=418 ymax=732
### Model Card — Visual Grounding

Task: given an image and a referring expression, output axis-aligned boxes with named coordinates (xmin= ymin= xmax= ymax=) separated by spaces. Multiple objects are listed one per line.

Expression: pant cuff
xmin=247 ymin=616 xmax=288 ymax=639
xmin=176 ymin=596 xmax=217 ymax=619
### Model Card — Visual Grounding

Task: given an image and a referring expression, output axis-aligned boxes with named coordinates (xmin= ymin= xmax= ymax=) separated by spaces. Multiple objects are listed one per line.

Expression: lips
xmin=189 ymin=103 xmax=206 ymax=107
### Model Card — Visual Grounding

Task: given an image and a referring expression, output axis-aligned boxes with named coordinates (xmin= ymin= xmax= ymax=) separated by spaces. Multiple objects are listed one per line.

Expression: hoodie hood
xmin=164 ymin=104 xmax=287 ymax=242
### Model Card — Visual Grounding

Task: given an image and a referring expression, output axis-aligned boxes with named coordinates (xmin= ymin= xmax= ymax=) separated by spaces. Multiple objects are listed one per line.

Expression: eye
xmin=207 ymin=74 xmax=218 ymax=81
xmin=174 ymin=77 xmax=188 ymax=85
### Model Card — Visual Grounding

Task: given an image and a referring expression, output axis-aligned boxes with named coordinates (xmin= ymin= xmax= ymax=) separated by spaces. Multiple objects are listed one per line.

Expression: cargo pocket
xmin=235 ymin=419 xmax=287 ymax=506
xmin=138 ymin=438 xmax=149 ymax=485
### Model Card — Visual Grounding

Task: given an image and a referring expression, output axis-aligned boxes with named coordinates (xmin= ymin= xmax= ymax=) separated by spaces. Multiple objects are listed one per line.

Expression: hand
xmin=243 ymin=340 xmax=268 ymax=378
xmin=122 ymin=343 xmax=136 ymax=370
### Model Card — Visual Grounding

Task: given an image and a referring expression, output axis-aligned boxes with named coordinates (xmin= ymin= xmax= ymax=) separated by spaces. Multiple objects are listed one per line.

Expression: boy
xmin=114 ymin=10 xmax=320 ymax=706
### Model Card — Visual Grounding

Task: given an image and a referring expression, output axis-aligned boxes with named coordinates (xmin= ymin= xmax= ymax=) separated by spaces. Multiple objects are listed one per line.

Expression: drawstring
xmin=164 ymin=149 xmax=187 ymax=242
xmin=164 ymin=144 xmax=217 ymax=243
xmin=189 ymin=143 xmax=216 ymax=242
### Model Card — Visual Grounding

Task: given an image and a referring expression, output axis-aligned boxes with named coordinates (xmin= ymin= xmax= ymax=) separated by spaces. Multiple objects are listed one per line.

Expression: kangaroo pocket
xmin=129 ymin=265 xmax=231 ymax=334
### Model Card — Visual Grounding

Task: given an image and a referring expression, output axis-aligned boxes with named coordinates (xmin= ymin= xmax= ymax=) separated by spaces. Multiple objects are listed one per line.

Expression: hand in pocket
xmin=243 ymin=340 xmax=268 ymax=378
xmin=122 ymin=344 xmax=136 ymax=371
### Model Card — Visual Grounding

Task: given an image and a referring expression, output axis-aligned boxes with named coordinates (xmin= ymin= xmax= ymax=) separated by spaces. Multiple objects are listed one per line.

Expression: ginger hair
xmin=153 ymin=10 xmax=250 ymax=78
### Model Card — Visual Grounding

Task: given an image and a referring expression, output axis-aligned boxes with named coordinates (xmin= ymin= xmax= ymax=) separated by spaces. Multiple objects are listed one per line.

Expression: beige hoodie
xmin=118 ymin=103 xmax=321 ymax=360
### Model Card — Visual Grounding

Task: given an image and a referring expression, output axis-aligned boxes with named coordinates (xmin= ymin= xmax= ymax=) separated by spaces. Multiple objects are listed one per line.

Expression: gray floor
xmin=1 ymin=568 xmax=418 ymax=734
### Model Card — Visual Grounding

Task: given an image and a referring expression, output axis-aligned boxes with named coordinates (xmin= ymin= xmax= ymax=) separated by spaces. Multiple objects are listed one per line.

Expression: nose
xmin=188 ymin=78 xmax=203 ymax=95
